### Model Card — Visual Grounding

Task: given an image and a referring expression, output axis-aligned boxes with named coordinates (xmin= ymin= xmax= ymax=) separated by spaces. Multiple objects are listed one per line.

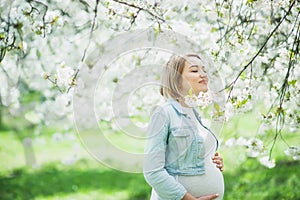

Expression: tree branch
xmin=81 ymin=0 xmax=100 ymax=62
xmin=224 ymin=0 xmax=297 ymax=101
xmin=67 ymin=69 xmax=80 ymax=93
xmin=111 ymin=0 xmax=165 ymax=23
xmin=265 ymin=11 xmax=299 ymax=159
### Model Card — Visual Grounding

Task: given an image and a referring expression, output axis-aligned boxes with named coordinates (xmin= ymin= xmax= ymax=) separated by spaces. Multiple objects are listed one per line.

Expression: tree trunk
xmin=22 ymin=137 xmax=38 ymax=168
xmin=0 ymin=102 xmax=2 ymax=129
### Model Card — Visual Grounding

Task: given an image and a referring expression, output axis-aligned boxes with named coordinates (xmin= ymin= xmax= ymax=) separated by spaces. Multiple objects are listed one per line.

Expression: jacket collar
xmin=167 ymin=99 xmax=201 ymax=118
xmin=167 ymin=99 xmax=218 ymax=150
xmin=167 ymin=98 xmax=187 ymax=115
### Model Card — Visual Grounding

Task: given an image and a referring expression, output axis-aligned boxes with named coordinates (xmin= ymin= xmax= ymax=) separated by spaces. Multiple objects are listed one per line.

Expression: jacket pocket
xmin=169 ymin=127 xmax=194 ymax=163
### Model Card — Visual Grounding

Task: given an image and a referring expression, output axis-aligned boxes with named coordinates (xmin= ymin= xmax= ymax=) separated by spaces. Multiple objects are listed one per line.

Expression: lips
xmin=199 ymin=80 xmax=208 ymax=84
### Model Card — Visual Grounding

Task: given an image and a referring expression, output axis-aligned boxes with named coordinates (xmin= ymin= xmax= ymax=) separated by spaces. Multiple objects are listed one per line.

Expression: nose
xmin=198 ymin=70 xmax=207 ymax=78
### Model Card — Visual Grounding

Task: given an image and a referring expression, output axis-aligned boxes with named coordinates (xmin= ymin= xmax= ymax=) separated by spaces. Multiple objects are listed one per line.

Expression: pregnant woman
xmin=144 ymin=54 xmax=224 ymax=200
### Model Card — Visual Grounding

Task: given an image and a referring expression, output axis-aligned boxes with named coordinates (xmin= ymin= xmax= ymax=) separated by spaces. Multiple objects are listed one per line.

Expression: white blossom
xmin=56 ymin=63 xmax=75 ymax=88
xmin=236 ymin=137 xmax=248 ymax=146
xmin=225 ymin=138 xmax=236 ymax=147
xmin=184 ymin=91 xmax=212 ymax=108
xmin=285 ymin=146 xmax=300 ymax=160
xmin=259 ymin=156 xmax=276 ymax=168
xmin=53 ymin=93 xmax=72 ymax=116
xmin=246 ymin=138 xmax=264 ymax=158
xmin=25 ymin=111 xmax=43 ymax=124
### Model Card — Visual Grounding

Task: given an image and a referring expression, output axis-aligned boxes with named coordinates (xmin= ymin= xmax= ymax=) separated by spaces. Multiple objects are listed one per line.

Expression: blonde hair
xmin=160 ymin=53 xmax=202 ymax=99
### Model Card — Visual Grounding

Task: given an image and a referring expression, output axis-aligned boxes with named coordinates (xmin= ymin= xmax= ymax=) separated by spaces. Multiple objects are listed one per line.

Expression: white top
xmin=181 ymin=106 xmax=217 ymax=157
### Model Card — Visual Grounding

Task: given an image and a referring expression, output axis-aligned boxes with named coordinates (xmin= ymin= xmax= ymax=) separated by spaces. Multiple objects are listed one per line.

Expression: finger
xmin=211 ymin=156 xmax=219 ymax=161
xmin=217 ymin=164 xmax=223 ymax=169
xmin=212 ymin=159 xmax=222 ymax=164
xmin=212 ymin=155 xmax=222 ymax=160
xmin=197 ymin=194 xmax=219 ymax=200
xmin=217 ymin=164 xmax=224 ymax=172
xmin=213 ymin=156 xmax=223 ymax=161
xmin=205 ymin=193 xmax=219 ymax=200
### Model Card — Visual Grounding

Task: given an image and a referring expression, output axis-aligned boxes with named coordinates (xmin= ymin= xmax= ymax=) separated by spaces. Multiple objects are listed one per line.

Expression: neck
xmin=178 ymin=98 xmax=192 ymax=108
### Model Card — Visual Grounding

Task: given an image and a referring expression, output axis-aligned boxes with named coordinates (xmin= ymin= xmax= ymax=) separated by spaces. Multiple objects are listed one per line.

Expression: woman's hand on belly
xmin=182 ymin=192 xmax=219 ymax=200
xmin=212 ymin=152 xmax=224 ymax=172
xmin=196 ymin=193 xmax=220 ymax=200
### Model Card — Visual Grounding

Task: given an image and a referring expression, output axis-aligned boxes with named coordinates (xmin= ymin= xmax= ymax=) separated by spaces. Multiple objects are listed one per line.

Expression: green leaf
xmin=210 ymin=27 xmax=218 ymax=33
xmin=188 ymin=88 xmax=193 ymax=96
xmin=18 ymin=42 xmax=23 ymax=49
xmin=35 ymin=29 xmax=42 ymax=35
xmin=153 ymin=23 xmax=161 ymax=37
xmin=36 ymin=50 xmax=41 ymax=59
xmin=240 ymin=71 xmax=246 ymax=80
xmin=0 ymin=33 xmax=5 ymax=40
xmin=112 ymin=77 xmax=118 ymax=83
xmin=133 ymin=55 xmax=141 ymax=66
xmin=246 ymin=0 xmax=257 ymax=5
xmin=50 ymin=16 xmax=59 ymax=26
xmin=217 ymin=11 xmax=223 ymax=18
xmin=236 ymin=99 xmax=248 ymax=108
xmin=14 ymin=22 xmax=23 ymax=30
xmin=289 ymin=49 xmax=295 ymax=59
xmin=214 ymin=103 xmax=220 ymax=112
xmin=237 ymin=32 xmax=244 ymax=44
xmin=288 ymin=80 xmax=296 ymax=87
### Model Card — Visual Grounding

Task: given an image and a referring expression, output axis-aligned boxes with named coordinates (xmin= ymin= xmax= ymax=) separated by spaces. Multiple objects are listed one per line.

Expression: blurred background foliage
xmin=1 ymin=0 xmax=300 ymax=199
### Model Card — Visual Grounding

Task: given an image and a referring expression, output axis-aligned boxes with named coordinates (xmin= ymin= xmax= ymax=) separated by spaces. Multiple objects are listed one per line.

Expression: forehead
xmin=184 ymin=56 xmax=205 ymax=67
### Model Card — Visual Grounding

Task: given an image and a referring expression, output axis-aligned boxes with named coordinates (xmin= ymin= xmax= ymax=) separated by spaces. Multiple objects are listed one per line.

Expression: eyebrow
xmin=189 ymin=65 xmax=205 ymax=69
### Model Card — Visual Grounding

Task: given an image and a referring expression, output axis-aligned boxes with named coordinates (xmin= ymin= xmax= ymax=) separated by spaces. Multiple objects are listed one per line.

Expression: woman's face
xmin=180 ymin=57 xmax=208 ymax=96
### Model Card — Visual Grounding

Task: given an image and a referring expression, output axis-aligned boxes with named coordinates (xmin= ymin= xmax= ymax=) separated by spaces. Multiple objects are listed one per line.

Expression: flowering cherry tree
xmin=0 ymin=0 xmax=299 ymax=168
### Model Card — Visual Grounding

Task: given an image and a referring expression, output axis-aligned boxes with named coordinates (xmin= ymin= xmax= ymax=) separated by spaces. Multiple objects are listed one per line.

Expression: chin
xmin=200 ymin=87 xmax=208 ymax=93
xmin=195 ymin=88 xmax=208 ymax=95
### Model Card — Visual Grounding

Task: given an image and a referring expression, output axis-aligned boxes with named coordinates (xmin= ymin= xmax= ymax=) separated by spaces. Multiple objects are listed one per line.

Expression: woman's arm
xmin=143 ymin=109 xmax=187 ymax=200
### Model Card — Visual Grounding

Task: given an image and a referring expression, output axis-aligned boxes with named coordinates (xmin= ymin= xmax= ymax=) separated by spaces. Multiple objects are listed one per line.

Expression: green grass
xmin=1 ymin=156 xmax=299 ymax=200
xmin=224 ymin=159 xmax=300 ymax=200
xmin=0 ymin=160 xmax=151 ymax=200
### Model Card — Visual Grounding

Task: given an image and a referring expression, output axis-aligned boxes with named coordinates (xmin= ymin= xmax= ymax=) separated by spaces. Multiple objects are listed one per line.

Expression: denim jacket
xmin=143 ymin=99 xmax=218 ymax=200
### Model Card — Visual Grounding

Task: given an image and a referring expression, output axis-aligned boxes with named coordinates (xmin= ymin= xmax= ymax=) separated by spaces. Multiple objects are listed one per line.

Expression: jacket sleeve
xmin=143 ymin=108 xmax=187 ymax=200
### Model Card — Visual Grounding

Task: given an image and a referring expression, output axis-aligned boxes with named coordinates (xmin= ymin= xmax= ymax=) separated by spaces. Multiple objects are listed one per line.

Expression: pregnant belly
xmin=177 ymin=159 xmax=224 ymax=199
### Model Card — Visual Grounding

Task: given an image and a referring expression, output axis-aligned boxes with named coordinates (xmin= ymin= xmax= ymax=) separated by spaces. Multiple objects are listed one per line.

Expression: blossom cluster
xmin=285 ymin=146 xmax=300 ymax=161
xmin=184 ymin=90 xmax=213 ymax=108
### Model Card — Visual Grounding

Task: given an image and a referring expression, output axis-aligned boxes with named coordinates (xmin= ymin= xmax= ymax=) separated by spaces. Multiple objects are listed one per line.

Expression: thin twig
xmin=81 ymin=0 xmax=99 ymax=62
xmin=67 ymin=69 xmax=80 ymax=93
xmin=111 ymin=0 xmax=165 ymax=22
xmin=46 ymin=77 xmax=64 ymax=93
xmin=267 ymin=16 xmax=299 ymax=158
xmin=223 ymin=0 xmax=296 ymax=101
xmin=278 ymin=20 xmax=300 ymax=107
